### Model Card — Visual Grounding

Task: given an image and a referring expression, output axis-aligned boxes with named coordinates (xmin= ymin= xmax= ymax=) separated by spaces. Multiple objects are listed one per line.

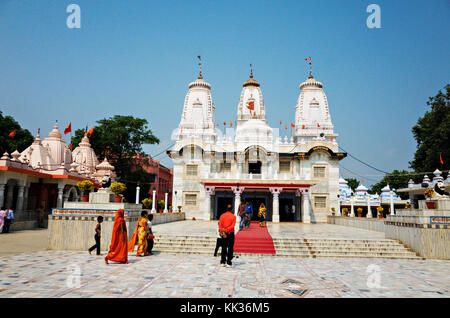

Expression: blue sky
xmin=0 ymin=0 xmax=449 ymax=186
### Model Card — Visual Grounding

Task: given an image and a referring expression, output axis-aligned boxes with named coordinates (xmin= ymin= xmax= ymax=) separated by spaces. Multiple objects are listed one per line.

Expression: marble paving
xmin=0 ymin=251 xmax=448 ymax=298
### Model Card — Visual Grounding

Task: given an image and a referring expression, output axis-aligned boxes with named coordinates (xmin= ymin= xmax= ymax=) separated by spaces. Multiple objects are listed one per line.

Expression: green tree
xmin=344 ymin=178 xmax=359 ymax=192
xmin=369 ymin=170 xmax=411 ymax=199
xmin=410 ymin=85 xmax=449 ymax=173
xmin=0 ymin=111 xmax=34 ymax=153
xmin=71 ymin=115 xmax=160 ymax=201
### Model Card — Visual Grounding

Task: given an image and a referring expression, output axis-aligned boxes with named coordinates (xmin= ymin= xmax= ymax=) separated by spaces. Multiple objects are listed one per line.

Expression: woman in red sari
xmin=105 ymin=209 xmax=128 ymax=264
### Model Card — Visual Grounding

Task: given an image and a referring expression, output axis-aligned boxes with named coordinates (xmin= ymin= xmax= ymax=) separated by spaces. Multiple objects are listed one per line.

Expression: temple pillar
xmin=16 ymin=185 xmax=25 ymax=212
xmin=350 ymin=196 xmax=355 ymax=217
xmin=0 ymin=184 xmax=5 ymax=209
xmin=164 ymin=192 xmax=168 ymax=213
xmin=22 ymin=186 xmax=29 ymax=211
xmin=389 ymin=191 xmax=395 ymax=215
xmin=135 ymin=186 xmax=140 ymax=204
xmin=204 ymin=186 xmax=215 ymax=220
xmin=5 ymin=183 xmax=14 ymax=209
xmin=151 ymin=190 xmax=156 ymax=213
xmin=366 ymin=195 xmax=372 ymax=218
xmin=57 ymin=185 xmax=64 ymax=209
xmin=301 ymin=189 xmax=311 ymax=224
xmin=231 ymin=186 xmax=244 ymax=233
xmin=269 ymin=187 xmax=282 ymax=223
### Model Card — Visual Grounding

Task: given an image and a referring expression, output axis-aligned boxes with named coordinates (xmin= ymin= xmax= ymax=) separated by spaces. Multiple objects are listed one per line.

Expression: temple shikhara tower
xmin=168 ymin=61 xmax=346 ymax=223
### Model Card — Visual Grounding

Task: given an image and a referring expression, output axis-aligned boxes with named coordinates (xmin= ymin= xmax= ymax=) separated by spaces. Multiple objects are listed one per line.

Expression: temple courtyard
xmin=0 ymin=221 xmax=449 ymax=298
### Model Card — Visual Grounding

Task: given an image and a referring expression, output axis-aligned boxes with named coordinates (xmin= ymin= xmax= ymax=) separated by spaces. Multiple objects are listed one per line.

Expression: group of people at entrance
xmin=237 ymin=202 xmax=267 ymax=230
xmin=86 ymin=209 xmax=155 ymax=264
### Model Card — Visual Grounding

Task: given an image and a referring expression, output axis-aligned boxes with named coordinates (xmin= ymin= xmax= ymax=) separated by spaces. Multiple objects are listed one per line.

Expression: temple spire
xmin=197 ymin=55 xmax=202 ymax=79
xmin=250 ymin=63 xmax=253 ymax=78
xmin=305 ymin=56 xmax=312 ymax=78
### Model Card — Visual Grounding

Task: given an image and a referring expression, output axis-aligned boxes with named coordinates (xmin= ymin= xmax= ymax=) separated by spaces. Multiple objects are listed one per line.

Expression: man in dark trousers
xmin=218 ymin=204 xmax=236 ymax=268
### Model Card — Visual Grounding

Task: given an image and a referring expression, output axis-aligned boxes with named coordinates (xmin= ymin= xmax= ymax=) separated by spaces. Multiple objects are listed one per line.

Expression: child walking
xmin=88 ymin=216 xmax=104 ymax=256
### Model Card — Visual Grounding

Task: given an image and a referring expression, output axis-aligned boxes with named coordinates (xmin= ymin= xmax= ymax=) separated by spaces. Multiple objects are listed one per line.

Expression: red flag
xmin=8 ymin=130 xmax=16 ymax=137
xmin=305 ymin=56 xmax=311 ymax=61
xmin=330 ymin=136 xmax=334 ymax=141
xmin=317 ymin=123 xmax=320 ymax=127
xmin=291 ymin=123 xmax=295 ymax=128
xmin=440 ymin=153 xmax=444 ymax=165
xmin=230 ymin=121 xmax=232 ymax=127
xmin=64 ymin=122 xmax=72 ymax=135
xmin=302 ymin=125 xmax=305 ymax=129
xmin=280 ymin=120 xmax=282 ymax=125
xmin=68 ymin=143 xmax=73 ymax=150
xmin=85 ymin=127 xmax=94 ymax=137
xmin=246 ymin=101 xmax=255 ymax=111
xmin=223 ymin=121 xmax=226 ymax=126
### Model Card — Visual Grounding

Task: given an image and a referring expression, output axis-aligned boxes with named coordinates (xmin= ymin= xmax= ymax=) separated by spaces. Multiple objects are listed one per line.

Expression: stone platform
xmin=48 ymin=188 xmax=143 ymax=251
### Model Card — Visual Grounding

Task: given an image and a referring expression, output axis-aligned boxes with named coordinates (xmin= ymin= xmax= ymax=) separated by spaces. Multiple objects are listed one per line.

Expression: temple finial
xmin=197 ymin=55 xmax=202 ymax=79
xmin=305 ymin=56 xmax=312 ymax=78
xmin=250 ymin=63 xmax=253 ymax=78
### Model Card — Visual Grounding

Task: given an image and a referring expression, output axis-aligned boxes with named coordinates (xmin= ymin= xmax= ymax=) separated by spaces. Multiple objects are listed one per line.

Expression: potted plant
xmin=76 ymin=180 xmax=94 ymax=202
xmin=110 ymin=182 xmax=126 ymax=203
xmin=424 ymin=188 xmax=436 ymax=209
xmin=405 ymin=202 xmax=411 ymax=209
xmin=157 ymin=200 xmax=165 ymax=213
xmin=169 ymin=205 xmax=173 ymax=213
xmin=357 ymin=207 xmax=363 ymax=217
xmin=331 ymin=207 xmax=336 ymax=216
xmin=377 ymin=206 xmax=384 ymax=219
xmin=342 ymin=208 xmax=348 ymax=217
xmin=142 ymin=198 xmax=152 ymax=210
xmin=178 ymin=205 xmax=182 ymax=213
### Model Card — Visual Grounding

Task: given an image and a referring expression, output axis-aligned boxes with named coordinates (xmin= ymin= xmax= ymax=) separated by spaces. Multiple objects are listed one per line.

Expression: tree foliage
xmin=71 ymin=115 xmax=160 ymax=201
xmin=344 ymin=178 xmax=359 ymax=192
xmin=0 ymin=111 xmax=34 ymax=154
xmin=369 ymin=170 xmax=411 ymax=199
xmin=410 ymin=85 xmax=450 ymax=173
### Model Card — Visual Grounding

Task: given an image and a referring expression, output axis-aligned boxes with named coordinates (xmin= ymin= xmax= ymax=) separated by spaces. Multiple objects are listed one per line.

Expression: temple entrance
xmin=248 ymin=161 xmax=262 ymax=174
xmin=215 ymin=195 xmax=234 ymax=220
xmin=242 ymin=194 xmax=269 ymax=221
xmin=279 ymin=197 xmax=295 ymax=222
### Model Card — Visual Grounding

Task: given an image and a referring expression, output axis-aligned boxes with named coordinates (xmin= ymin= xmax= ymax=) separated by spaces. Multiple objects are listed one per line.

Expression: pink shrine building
xmin=0 ymin=121 xmax=115 ymax=228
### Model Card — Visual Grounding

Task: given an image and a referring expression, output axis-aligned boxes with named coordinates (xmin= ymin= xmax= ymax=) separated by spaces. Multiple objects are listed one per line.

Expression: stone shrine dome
xmin=72 ymin=136 xmax=99 ymax=175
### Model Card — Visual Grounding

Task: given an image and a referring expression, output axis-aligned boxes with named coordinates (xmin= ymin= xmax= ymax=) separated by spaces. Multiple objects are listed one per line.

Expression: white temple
xmin=168 ymin=65 xmax=346 ymax=223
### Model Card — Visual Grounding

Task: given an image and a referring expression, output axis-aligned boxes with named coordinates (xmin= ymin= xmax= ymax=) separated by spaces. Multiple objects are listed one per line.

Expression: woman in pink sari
xmin=105 ymin=209 xmax=128 ymax=264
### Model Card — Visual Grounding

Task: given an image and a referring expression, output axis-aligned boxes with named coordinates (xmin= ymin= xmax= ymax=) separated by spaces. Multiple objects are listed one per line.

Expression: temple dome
xmin=236 ymin=69 xmax=267 ymax=125
xmin=72 ymin=136 xmax=99 ymax=174
xmin=235 ymin=119 xmax=273 ymax=144
xmin=19 ymin=129 xmax=57 ymax=169
xmin=42 ymin=121 xmax=71 ymax=168
xmin=299 ymin=75 xmax=323 ymax=89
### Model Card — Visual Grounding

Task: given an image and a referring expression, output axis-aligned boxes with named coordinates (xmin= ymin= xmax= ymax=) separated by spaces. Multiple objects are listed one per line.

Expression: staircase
xmin=153 ymin=235 xmax=424 ymax=259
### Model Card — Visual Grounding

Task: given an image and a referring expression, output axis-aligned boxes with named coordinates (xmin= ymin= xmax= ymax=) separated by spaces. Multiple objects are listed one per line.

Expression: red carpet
xmin=233 ymin=221 xmax=276 ymax=254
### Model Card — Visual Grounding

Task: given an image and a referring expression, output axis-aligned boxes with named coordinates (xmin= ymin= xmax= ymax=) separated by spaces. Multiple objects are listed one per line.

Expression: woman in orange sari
xmin=128 ymin=211 xmax=149 ymax=257
xmin=105 ymin=209 xmax=128 ymax=264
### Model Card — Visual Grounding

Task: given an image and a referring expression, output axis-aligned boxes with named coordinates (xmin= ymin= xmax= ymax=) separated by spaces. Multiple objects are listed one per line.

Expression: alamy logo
xmin=66 ymin=4 xmax=81 ymax=29
xmin=66 ymin=264 xmax=81 ymax=288
xmin=366 ymin=4 xmax=381 ymax=29
xmin=366 ymin=264 xmax=383 ymax=288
